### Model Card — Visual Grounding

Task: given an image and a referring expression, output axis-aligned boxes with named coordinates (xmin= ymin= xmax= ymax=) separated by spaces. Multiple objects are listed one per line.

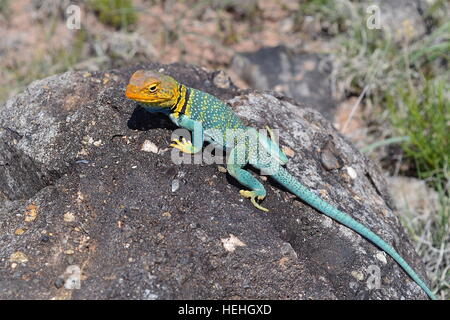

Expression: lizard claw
xmin=170 ymin=137 xmax=197 ymax=154
xmin=239 ymin=190 xmax=268 ymax=212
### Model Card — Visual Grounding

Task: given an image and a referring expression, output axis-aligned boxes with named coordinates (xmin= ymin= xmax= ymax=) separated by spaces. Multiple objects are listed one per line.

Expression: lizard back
xmin=184 ymin=88 xmax=247 ymax=148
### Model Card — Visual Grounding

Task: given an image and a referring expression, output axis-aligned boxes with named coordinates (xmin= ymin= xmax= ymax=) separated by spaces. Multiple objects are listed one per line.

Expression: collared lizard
xmin=125 ymin=69 xmax=435 ymax=300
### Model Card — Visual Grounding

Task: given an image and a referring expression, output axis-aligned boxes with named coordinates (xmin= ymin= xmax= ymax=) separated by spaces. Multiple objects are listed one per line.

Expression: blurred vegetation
xmin=0 ymin=0 xmax=10 ymax=15
xmin=387 ymin=79 xmax=449 ymax=182
xmin=87 ymin=0 xmax=137 ymax=30
xmin=300 ymin=1 xmax=449 ymax=184
xmin=296 ymin=0 xmax=352 ymax=35
xmin=0 ymin=29 xmax=87 ymax=103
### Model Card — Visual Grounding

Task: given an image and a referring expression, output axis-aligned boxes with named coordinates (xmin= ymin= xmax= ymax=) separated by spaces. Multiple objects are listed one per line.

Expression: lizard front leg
xmin=169 ymin=114 xmax=204 ymax=154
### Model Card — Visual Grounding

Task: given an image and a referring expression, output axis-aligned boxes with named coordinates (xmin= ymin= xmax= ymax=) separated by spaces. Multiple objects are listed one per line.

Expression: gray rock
xmin=231 ymin=46 xmax=336 ymax=120
xmin=0 ymin=63 xmax=430 ymax=299
xmin=368 ymin=0 xmax=426 ymax=43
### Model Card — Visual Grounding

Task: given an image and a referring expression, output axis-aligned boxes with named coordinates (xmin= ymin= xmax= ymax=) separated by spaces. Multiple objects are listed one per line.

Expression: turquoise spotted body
xmin=187 ymin=88 xmax=247 ymax=148
xmin=127 ymin=71 xmax=436 ymax=300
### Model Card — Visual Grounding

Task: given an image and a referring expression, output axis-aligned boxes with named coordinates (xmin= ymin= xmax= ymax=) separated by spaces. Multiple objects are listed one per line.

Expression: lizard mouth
xmin=125 ymin=85 xmax=165 ymax=103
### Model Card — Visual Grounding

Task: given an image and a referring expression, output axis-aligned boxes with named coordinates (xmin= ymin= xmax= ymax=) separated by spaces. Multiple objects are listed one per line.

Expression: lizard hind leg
xmin=227 ymin=146 xmax=268 ymax=212
xmin=228 ymin=165 xmax=268 ymax=212
xmin=259 ymin=126 xmax=288 ymax=165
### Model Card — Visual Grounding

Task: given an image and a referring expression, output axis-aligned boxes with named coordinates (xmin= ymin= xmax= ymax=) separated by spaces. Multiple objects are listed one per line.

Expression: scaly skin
xmin=125 ymin=69 xmax=436 ymax=300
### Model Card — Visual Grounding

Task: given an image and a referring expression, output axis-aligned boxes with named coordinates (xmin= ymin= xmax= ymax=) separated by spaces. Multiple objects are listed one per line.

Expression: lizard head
xmin=125 ymin=70 xmax=179 ymax=108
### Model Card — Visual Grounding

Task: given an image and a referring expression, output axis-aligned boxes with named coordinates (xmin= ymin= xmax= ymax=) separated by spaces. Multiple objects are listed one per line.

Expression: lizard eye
xmin=148 ymin=84 xmax=158 ymax=93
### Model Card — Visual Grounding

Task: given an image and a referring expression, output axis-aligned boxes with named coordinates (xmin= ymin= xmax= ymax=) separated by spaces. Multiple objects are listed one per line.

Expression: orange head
xmin=125 ymin=70 xmax=179 ymax=108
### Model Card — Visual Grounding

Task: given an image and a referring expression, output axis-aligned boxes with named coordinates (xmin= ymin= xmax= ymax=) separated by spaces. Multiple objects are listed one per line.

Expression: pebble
xmin=171 ymin=179 xmax=180 ymax=192
xmin=220 ymin=234 xmax=246 ymax=252
xmin=24 ymin=204 xmax=38 ymax=222
xmin=54 ymin=277 xmax=65 ymax=289
xmin=217 ymin=165 xmax=227 ymax=173
xmin=9 ymin=251 xmax=28 ymax=263
xmin=320 ymin=149 xmax=341 ymax=170
xmin=375 ymin=251 xmax=387 ymax=264
xmin=143 ymin=290 xmax=158 ymax=300
xmin=141 ymin=140 xmax=159 ymax=153
xmin=64 ymin=212 xmax=76 ymax=222
xmin=213 ymin=70 xmax=231 ymax=89
xmin=14 ymin=228 xmax=25 ymax=235
xmin=345 ymin=166 xmax=358 ymax=179
xmin=281 ymin=146 xmax=295 ymax=158
xmin=63 ymin=265 xmax=81 ymax=290
xmin=351 ymin=270 xmax=365 ymax=281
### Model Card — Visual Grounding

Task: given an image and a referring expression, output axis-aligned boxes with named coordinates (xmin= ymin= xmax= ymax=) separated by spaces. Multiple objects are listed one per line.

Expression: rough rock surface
xmin=0 ymin=63 xmax=430 ymax=299
xmin=231 ymin=46 xmax=336 ymax=120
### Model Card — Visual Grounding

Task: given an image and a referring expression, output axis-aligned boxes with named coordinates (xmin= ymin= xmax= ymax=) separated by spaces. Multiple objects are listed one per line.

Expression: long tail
xmin=271 ymin=167 xmax=436 ymax=300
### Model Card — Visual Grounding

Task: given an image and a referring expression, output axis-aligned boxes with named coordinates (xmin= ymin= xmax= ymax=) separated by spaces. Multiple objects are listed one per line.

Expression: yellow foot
xmin=170 ymin=137 xmax=196 ymax=154
xmin=239 ymin=190 xmax=268 ymax=212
